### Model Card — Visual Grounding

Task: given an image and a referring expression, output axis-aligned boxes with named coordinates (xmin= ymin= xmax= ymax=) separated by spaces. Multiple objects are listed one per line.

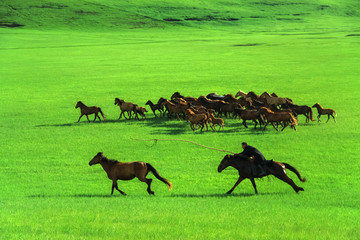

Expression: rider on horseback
xmin=236 ymin=142 xmax=267 ymax=177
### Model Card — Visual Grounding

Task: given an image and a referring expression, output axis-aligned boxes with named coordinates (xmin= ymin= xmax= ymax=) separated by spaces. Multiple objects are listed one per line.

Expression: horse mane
xmin=101 ymin=156 xmax=119 ymax=164
xmin=315 ymin=102 xmax=322 ymax=108
xmin=230 ymin=154 xmax=251 ymax=161
xmin=260 ymin=107 xmax=274 ymax=114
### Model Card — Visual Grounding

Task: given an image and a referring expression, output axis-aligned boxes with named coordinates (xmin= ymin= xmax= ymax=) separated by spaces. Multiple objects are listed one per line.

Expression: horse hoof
xmin=226 ymin=191 xmax=232 ymax=195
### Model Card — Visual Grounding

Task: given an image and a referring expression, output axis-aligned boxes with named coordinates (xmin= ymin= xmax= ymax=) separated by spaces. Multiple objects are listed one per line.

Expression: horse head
xmin=218 ymin=154 xmax=233 ymax=173
xmin=89 ymin=152 xmax=104 ymax=166
xmin=171 ymin=92 xmax=183 ymax=100
xmin=75 ymin=101 xmax=85 ymax=109
xmin=312 ymin=103 xmax=320 ymax=108
xmin=114 ymin=98 xmax=125 ymax=106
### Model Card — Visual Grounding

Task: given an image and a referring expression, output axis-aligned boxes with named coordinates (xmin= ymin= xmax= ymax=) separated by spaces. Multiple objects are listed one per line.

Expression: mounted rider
xmin=235 ymin=142 xmax=267 ymax=177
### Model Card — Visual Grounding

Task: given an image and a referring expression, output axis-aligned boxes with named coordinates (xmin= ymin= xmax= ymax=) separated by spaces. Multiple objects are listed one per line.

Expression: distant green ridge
xmin=1 ymin=0 xmax=359 ymax=31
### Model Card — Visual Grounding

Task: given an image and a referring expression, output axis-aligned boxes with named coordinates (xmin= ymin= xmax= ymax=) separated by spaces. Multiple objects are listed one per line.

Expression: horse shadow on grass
xmin=27 ymin=194 xmax=112 ymax=198
xmin=34 ymin=119 xmax=146 ymax=128
xmin=27 ymin=192 xmax=286 ymax=199
xmin=168 ymin=192 xmax=286 ymax=198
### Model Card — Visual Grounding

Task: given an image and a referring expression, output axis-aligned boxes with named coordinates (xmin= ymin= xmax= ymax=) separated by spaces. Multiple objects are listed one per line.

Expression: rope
xmin=130 ymin=138 xmax=237 ymax=154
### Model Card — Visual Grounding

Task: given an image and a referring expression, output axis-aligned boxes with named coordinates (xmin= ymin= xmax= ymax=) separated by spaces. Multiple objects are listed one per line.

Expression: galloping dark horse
xmin=89 ymin=152 xmax=173 ymax=195
xmin=75 ymin=101 xmax=105 ymax=122
xmin=218 ymin=154 xmax=306 ymax=194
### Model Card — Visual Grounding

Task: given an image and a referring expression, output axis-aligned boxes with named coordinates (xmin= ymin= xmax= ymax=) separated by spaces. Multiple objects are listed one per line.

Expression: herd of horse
xmin=76 ymin=90 xmax=337 ymax=132
xmin=80 ymin=90 xmax=321 ymax=195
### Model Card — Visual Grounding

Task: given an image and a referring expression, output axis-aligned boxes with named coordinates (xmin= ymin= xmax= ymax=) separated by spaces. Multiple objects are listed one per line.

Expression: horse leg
xmin=226 ymin=176 xmax=244 ymax=194
xmin=263 ymin=121 xmax=269 ymax=130
xmin=281 ymin=122 xmax=288 ymax=131
xmin=112 ymin=181 xmax=127 ymax=196
xmin=317 ymin=115 xmax=321 ymax=122
xmin=86 ymin=115 xmax=90 ymax=123
xmin=111 ymin=182 xmax=115 ymax=195
xmin=326 ymin=114 xmax=330 ymax=123
xmin=77 ymin=114 xmax=84 ymax=123
xmin=273 ymin=172 xmax=304 ymax=193
xmin=253 ymin=120 xmax=257 ymax=129
xmin=146 ymin=178 xmax=154 ymax=195
xmin=249 ymin=177 xmax=258 ymax=194
xmin=332 ymin=114 xmax=336 ymax=123
xmin=93 ymin=114 xmax=98 ymax=122
xmin=271 ymin=122 xmax=279 ymax=131
xmin=242 ymin=120 xmax=248 ymax=128
xmin=136 ymin=173 xmax=155 ymax=195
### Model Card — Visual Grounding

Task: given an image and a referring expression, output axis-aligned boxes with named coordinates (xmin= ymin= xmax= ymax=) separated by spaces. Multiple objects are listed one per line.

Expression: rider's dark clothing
xmin=240 ymin=145 xmax=266 ymax=164
xmin=239 ymin=145 xmax=267 ymax=177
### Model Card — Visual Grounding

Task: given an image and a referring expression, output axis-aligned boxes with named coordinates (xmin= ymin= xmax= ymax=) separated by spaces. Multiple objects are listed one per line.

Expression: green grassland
xmin=1 ymin=0 xmax=360 ymax=239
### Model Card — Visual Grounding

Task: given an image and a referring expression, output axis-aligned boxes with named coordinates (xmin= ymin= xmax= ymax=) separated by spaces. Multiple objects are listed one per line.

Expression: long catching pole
xmin=130 ymin=138 xmax=237 ymax=154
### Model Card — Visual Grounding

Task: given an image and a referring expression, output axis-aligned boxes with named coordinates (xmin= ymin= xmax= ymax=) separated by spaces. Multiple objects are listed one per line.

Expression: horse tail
xmin=282 ymin=162 xmax=306 ymax=182
xmin=333 ymin=110 xmax=337 ymax=116
xmin=99 ymin=108 xmax=106 ymax=121
xmin=146 ymin=163 xmax=173 ymax=190
xmin=289 ymin=113 xmax=298 ymax=126
xmin=309 ymin=107 xmax=315 ymax=121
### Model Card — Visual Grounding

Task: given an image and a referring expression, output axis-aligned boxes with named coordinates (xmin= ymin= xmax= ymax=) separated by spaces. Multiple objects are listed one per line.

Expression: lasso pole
xmin=130 ymin=138 xmax=236 ymax=154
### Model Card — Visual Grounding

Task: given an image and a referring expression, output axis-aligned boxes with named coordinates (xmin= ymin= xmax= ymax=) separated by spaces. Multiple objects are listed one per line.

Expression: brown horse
xmin=114 ymin=98 xmax=135 ymax=120
xmin=171 ymin=92 xmax=197 ymax=104
xmin=218 ymin=154 xmax=306 ymax=194
xmin=208 ymin=113 xmax=224 ymax=131
xmin=75 ymin=101 xmax=105 ymax=123
xmin=235 ymin=90 xmax=247 ymax=98
xmin=258 ymin=107 xmax=298 ymax=131
xmin=312 ymin=103 xmax=337 ymax=123
xmin=162 ymin=99 xmax=188 ymax=120
xmin=133 ymin=105 xmax=147 ymax=120
xmin=233 ymin=109 xmax=263 ymax=129
xmin=184 ymin=109 xmax=209 ymax=131
xmin=89 ymin=152 xmax=172 ymax=195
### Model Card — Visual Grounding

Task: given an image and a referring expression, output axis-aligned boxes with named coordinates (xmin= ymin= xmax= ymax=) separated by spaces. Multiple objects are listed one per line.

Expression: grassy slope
xmin=1 ymin=0 xmax=360 ymax=239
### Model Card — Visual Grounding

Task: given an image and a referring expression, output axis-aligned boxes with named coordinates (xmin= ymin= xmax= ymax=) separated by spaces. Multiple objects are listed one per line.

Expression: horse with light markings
xmin=312 ymin=103 xmax=337 ymax=123
xmin=218 ymin=154 xmax=306 ymax=194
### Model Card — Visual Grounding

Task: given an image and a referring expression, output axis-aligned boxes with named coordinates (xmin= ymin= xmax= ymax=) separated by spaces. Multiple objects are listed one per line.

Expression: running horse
xmin=312 ymin=103 xmax=337 ymax=123
xmin=218 ymin=154 xmax=306 ymax=194
xmin=75 ymin=101 xmax=105 ymax=122
xmin=89 ymin=152 xmax=173 ymax=195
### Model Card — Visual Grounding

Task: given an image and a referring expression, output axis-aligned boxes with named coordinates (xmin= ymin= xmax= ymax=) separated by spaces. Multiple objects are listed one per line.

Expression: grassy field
xmin=1 ymin=0 xmax=360 ymax=239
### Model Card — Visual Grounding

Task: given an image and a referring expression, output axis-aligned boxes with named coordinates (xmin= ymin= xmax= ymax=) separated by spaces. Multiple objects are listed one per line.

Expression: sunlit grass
xmin=1 ymin=0 xmax=360 ymax=239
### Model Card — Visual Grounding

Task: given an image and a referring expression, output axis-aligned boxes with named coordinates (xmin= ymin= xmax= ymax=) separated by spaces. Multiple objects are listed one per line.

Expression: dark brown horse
xmin=75 ymin=101 xmax=105 ymax=122
xmin=89 ymin=152 xmax=172 ymax=195
xmin=145 ymin=100 xmax=164 ymax=117
xmin=312 ymin=103 xmax=337 ymax=123
xmin=218 ymin=154 xmax=306 ymax=194
xmin=282 ymin=103 xmax=314 ymax=123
